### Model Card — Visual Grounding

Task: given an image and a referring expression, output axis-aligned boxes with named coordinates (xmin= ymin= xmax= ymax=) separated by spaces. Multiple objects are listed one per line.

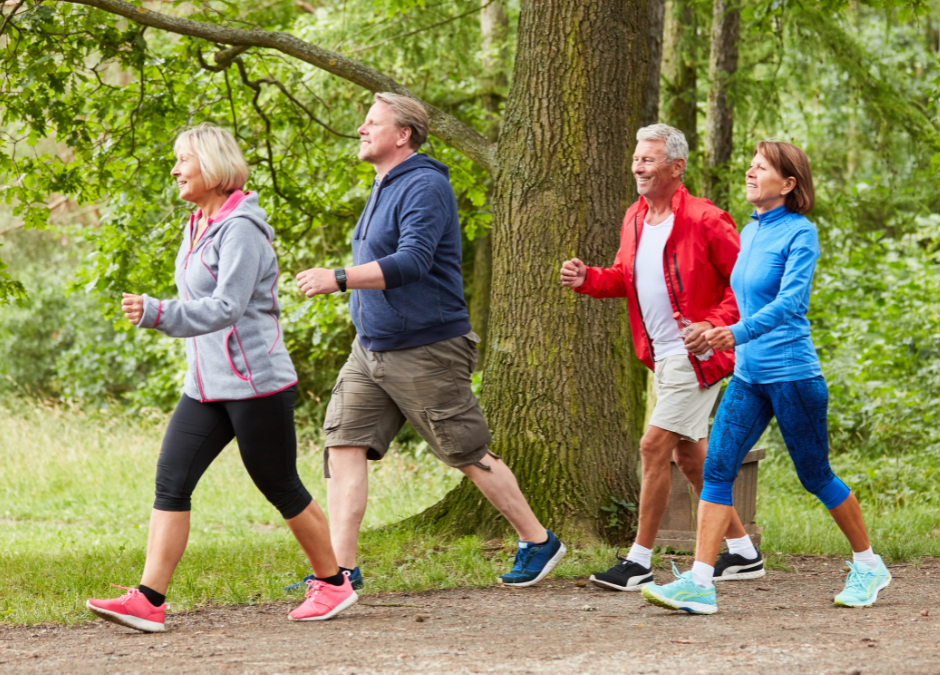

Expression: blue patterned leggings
xmin=701 ymin=376 xmax=851 ymax=509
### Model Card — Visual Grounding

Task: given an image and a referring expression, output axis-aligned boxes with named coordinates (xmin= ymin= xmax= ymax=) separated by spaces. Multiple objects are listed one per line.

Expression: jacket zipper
xmin=663 ymin=240 xmax=712 ymax=388
xmin=185 ymin=217 xmax=207 ymax=401
xmin=356 ymin=180 xmax=386 ymax=340
xmin=672 ymin=252 xmax=683 ymax=293
xmin=632 ymin=213 xmax=656 ymax=361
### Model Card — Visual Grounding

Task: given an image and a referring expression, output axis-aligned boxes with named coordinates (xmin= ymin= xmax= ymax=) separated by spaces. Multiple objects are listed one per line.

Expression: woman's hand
xmin=122 ymin=293 xmax=144 ymax=325
xmin=703 ymin=326 xmax=735 ymax=352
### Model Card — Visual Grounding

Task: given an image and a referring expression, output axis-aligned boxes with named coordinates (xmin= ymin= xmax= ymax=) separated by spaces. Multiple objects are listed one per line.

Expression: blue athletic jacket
xmin=728 ymin=205 xmax=822 ymax=384
xmin=349 ymin=153 xmax=471 ymax=351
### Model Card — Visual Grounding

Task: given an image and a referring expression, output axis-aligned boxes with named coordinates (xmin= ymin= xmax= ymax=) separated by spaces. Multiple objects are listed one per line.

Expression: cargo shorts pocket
xmin=323 ymin=382 xmax=343 ymax=432
xmin=425 ymin=391 xmax=492 ymax=460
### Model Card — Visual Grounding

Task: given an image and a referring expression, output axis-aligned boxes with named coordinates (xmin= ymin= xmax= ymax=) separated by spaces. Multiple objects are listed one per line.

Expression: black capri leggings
xmin=154 ymin=386 xmax=312 ymax=519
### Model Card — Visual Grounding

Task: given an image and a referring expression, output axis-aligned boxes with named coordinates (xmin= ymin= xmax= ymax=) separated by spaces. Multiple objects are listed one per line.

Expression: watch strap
xmin=333 ymin=268 xmax=348 ymax=293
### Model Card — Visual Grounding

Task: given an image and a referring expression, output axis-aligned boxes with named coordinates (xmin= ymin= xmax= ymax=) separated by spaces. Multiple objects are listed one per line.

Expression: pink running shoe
xmin=86 ymin=585 xmax=166 ymax=633
xmin=289 ymin=577 xmax=357 ymax=621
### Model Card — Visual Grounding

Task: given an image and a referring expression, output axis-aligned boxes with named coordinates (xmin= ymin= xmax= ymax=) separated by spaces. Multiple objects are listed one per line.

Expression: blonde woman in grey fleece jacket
xmin=86 ymin=124 xmax=356 ymax=633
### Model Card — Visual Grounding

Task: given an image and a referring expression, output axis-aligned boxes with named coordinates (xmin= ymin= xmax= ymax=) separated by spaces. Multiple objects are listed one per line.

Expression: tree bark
xmin=415 ymin=0 xmax=648 ymax=543
xmin=642 ymin=0 xmax=666 ymax=127
xmin=469 ymin=0 xmax=510 ymax=369
xmin=660 ymin=0 xmax=699 ymax=154
xmin=702 ymin=0 xmax=739 ymax=210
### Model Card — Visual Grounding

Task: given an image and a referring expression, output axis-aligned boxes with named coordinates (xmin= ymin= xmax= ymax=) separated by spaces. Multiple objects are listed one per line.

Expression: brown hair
xmin=753 ymin=141 xmax=815 ymax=215
xmin=373 ymin=92 xmax=429 ymax=150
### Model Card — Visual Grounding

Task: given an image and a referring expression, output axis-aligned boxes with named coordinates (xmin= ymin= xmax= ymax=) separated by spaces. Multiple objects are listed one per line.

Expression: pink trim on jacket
xmin=195 ymin=190 xmax=251 ymax=228
xmin=200 ymin=240 xmax=218 ymax=281
xmin=192 ymin=336 xmax=207 ymax=401
xmin=224 ymin=327 xmax=251 ymax=381
xmin=197 ymin=379 xmax=298 ymax=403
xmin=152 ymin=301 xmax=162 ymax=328
xmin=224 ymin=327 xmax=260 ymax=396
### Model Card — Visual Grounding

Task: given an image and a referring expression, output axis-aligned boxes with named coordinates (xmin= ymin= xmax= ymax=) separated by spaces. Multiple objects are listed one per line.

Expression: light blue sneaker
xmin=498 ymin=530 xmax=567 ymax=587
xmin=641 ymin=562 xmax=718 ymax=615
xmin=834 ymin=556 xmax=891 ymax=608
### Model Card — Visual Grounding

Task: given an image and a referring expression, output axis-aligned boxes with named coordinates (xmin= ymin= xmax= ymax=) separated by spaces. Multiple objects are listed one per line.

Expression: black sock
xmin=138 ymin=584 xmax=165 ymax=607
xmin=339 ymin=566 xmax=354 ymax=574
xmin=319 ymin=572 xmax=345 ymax=587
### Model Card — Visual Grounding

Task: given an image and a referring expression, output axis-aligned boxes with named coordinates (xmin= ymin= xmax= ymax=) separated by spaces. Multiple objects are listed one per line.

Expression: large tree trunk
xmin=415 ymin=0 xmax=648 ymax=543
xmin=702 ymin=0 xmax=739 ymax=210
xmin=660 ymin=0 xmax=699 ymax=153
xmin=468 ymin=0 xmax=510 ymax=370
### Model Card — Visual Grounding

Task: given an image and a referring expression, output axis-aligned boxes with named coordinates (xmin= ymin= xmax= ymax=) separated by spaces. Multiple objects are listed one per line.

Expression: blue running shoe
xmin=641 ymin=562 xmax=718 ymax=615
xmin=285 ymin=567 xmax=363 ymax=592
xmin=834 ymin=557 xmax=891 ymax=608
xmin=498 ymin=531 xmax=567 ymax=587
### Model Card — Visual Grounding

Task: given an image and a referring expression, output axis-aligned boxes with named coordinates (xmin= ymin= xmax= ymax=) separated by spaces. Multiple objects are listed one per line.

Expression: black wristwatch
xmin=333 ymin=268 xmax=348 ymax=293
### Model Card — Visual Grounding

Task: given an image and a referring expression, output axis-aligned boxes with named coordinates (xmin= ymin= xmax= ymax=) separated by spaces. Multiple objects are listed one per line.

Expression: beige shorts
xmin=322 ymin=332 xmax=493 ymax=475
xmin=648 ymin=355 xmax=722 ymax=442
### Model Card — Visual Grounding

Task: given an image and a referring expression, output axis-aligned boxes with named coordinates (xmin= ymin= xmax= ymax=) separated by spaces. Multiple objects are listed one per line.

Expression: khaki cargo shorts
xmin=649 ymin=354 xmax=722 ymax=442
xmin=323 ymin=332 xmax=493 ymax=475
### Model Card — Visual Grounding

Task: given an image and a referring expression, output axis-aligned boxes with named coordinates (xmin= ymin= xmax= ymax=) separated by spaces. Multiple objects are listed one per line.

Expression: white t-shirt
xmin=633 ymin=214 xmax=686 ymax=361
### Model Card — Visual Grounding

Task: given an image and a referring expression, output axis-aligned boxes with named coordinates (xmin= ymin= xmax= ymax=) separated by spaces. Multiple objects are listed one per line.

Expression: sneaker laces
xmin=304 ymin=578 xmax=327 ymax=601
xmin=510 ymin=546 xmax=536 ymax=574
xmin=669 ymin=561 xmax=684 ymax=581
xmin=842 ymin=562 xmax=871 ymax=595
xmin=108 ymin=584 xmax=139 ymax=605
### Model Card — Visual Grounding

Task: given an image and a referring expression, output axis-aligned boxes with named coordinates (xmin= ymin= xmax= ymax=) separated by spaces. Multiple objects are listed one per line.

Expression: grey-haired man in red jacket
xmin=561 ymin=125 xmax=761 ymax=591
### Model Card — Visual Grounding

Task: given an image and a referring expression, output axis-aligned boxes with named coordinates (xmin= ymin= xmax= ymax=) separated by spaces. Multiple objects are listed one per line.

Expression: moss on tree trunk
xmin=412 ymin=0 xmax=649 ymax=545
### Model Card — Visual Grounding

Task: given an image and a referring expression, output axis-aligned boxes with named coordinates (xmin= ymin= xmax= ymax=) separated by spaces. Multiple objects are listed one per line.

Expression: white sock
xmin=692 ymin=561 xmax=714 ymax=589
xmin=726 ymin=534 xmax=758 ymax=560
xmin=853 ymin=547 xmax=879 ymax=570
xmin=626 ymin=543 xmax=652 ymax=569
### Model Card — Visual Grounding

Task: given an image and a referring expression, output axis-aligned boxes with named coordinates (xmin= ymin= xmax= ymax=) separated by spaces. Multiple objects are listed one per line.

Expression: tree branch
xmin=348 ymin=0 xmax=494 ymax=55
xmin=59 ymin=0 xmax=498 ymax=173
xmin=0 ymin=0 xmax=28 ymax=39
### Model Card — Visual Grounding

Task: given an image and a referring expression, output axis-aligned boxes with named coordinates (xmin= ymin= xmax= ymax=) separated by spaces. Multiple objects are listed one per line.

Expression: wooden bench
xmin=653 ymin=448 xmax=764 ymax=553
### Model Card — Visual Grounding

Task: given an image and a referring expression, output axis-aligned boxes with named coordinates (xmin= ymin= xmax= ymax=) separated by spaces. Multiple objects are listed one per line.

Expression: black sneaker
xmin=589 ymin=556 xmax=654 ymax=592
xmin=713 ymin=547 xmax=765 ymax=581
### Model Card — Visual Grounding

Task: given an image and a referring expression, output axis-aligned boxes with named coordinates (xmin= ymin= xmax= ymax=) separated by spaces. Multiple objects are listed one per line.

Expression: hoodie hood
xmin=381 ymin=153 xmax=451 ymax=186
xmin=194 ymin=190 xmax=275 ymax=243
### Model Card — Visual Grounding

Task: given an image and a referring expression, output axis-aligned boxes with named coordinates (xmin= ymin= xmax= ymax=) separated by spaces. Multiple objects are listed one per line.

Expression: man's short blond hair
xmin=174 ymin=123 xmax=249 ymax=194
xmin=374 ymin=92 xmax=429 ymax=150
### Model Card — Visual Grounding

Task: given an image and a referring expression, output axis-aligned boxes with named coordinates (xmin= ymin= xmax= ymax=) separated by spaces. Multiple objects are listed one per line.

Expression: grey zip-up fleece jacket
xmin=137 ymin=190 xmax=297 ymax=401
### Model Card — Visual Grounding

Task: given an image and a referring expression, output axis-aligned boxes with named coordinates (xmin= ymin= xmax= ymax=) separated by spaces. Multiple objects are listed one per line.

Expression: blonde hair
xmin=373 ymin=92 xmax=429 ymax=150
xmin=174 ymin=123 xmax=249 ymax=193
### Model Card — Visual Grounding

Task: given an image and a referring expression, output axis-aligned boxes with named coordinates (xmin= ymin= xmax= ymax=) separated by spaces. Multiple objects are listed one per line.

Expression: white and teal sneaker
xmin=641 ymin=562 xmax=717 ymax=615
xmin=834 ymin=557 xmax=891 ymax=608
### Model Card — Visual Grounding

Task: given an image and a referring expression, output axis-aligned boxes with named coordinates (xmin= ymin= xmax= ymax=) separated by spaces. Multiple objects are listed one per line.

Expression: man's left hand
xmin=672 ymin=311 xmax=713 ymax=356
xmin=296 ymin=268 xmax=340 ymax=297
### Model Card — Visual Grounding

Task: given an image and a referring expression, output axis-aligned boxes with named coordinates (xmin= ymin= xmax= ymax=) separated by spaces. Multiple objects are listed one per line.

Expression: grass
xmin=0 ymin=400 xmax=620 ymax=625
xmin=2 ymin=401 xmax=938 ymax=625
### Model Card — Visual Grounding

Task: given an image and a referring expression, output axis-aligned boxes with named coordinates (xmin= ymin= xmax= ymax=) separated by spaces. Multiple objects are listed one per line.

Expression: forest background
xmin=2 ymin=0 xmax=940 ymax=623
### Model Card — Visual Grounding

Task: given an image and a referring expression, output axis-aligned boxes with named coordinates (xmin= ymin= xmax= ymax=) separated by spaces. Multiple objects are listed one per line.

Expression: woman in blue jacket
xmin=642 ymin=141 xmax=889 ymax=614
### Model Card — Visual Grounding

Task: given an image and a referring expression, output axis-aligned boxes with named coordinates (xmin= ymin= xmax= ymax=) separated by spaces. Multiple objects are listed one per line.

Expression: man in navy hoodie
xmin=293 ymin=93 xmax=565 ymax=590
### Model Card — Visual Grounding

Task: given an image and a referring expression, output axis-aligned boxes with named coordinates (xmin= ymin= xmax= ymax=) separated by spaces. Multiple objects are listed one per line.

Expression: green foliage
xmin=0 ymin=0 xmax=500 ymax=417
xmin=600 ymin=497 xmax=637 ymax=531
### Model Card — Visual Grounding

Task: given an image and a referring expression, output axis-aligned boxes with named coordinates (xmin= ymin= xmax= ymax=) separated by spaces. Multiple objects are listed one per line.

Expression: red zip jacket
xmin=576 ymin=184 xmax=740 ymax=388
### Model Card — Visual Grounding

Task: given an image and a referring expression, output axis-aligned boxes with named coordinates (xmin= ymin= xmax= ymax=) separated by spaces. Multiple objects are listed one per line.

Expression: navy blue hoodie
xmin=350 ymin=153 xmax=471 ymax=351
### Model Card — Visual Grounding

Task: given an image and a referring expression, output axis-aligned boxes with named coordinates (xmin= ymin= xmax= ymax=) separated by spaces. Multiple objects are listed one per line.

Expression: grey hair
xmin=373 ymin=92 xmax=429 ymax=150
xmin=636 ymin=124 xmax=689 ymax=175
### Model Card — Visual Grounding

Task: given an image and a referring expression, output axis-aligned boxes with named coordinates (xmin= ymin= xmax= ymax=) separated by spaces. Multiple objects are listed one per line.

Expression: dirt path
xmin=2 ymin=556 xmax=939 ymax=674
